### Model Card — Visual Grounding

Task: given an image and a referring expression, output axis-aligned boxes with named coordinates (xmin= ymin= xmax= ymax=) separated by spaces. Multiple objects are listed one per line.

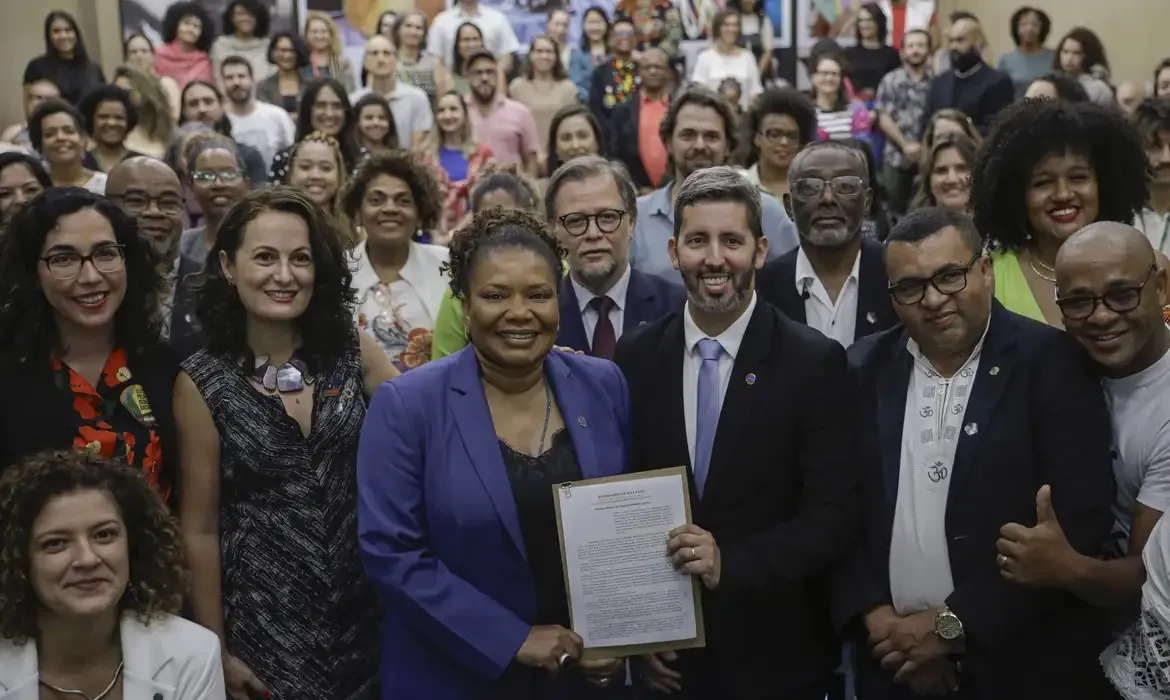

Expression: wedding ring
xmin=557 ymin=652 xmax=570 ymax=668
xmin=997 ymin=554 xmax=1008 ymax=568
xmin=689 ymin=546 xmax=697 ymax=559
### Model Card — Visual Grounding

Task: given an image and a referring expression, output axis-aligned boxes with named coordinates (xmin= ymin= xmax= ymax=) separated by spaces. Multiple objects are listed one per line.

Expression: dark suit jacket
xmin=756 ymin=238 xmax=898 ymax=343
xmin=614 ymin=300 xmax=859 ymax=699
xmin=923 ymin=63 xmax=1015 ymax=135
xmin=838 ymin=302 xmax=1117 ymax=700
xmin=610 ymin=95 xmax=652 ymax=189
xmin=557 ymin=268 xmax=685 ymax=354
xmin=357 ymin=347 xmax=630 ymax=698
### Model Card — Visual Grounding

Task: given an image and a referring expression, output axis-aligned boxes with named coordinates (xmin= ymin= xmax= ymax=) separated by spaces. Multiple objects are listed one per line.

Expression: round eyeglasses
xmin=559 ymin=209 xmax=626 ymax=237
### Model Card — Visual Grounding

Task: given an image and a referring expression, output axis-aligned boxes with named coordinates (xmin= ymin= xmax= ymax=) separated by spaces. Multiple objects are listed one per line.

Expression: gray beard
xmin=801 ymin=226 xmax=860 ymax=248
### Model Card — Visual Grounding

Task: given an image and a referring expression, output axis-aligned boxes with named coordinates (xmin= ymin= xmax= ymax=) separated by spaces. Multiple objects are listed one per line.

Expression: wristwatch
xmin=934 ymin=606 xmax=964 ymax=642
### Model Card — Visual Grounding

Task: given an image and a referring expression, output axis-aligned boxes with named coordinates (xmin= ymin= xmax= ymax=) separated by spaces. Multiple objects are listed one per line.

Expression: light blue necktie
xmin=693 ymin=338 xmax=723 ymax=497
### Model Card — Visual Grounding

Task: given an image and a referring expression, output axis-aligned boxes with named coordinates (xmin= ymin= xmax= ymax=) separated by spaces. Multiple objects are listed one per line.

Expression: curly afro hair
xmin=737 ymin=88 xmax=818 ymax=168
xmin=161 ymin=1 xmax=215 ymax=53
xmin=341 ymin=150 xmax=442 ymax=232
xmin=197 ymin=186 xmax=357 ymax=368
xmin=443 ymin=207 xmax=565 ymax=300
xmin=970 ymin=99 xmax=1149 ymax=251
xmin=0 ymin=450 xmax=188 ymax=643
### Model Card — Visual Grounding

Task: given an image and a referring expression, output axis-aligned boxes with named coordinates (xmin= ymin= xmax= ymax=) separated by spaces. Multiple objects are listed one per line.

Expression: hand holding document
xmin=553 ymin=467 xmax=705 ymax=659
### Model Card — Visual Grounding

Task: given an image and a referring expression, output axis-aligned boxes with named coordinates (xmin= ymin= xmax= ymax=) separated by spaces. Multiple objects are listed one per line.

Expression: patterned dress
xmin=183 ymin=346 xmax=378 ymax=700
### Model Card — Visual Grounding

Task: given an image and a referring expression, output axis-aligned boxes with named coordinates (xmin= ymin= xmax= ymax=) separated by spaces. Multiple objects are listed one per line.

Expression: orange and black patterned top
xmin=1163 ymin=306 xmax=1170 ymax=325
xmin=0 ymin=346 xmax=178 ymax=504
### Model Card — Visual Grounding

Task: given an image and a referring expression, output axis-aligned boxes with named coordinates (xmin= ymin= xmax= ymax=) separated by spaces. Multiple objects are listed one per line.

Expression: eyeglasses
xmin=759 ymin=128 xmax=801 ymax=144
xmin=41 ymin=244 xmax=126 ymax=280
xmin=1055 ymin=265 xmax=1156 ymax=320
xmin=791 ymin=176 xmax=865 ymax=200
xmin=108 ymin=193 xmax=185 ymax=216
xmin=559 ymin=209 xmax=626 ymax=236
xmin=191 ymin=169 xmax=243 ymax=184
xmin=888 ymin=254 xmax=982 ymax=306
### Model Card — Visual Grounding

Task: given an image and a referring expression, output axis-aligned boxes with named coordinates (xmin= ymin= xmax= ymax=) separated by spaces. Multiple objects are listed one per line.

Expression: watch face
xmin=938 ymin=614 xmax=962 ymax=640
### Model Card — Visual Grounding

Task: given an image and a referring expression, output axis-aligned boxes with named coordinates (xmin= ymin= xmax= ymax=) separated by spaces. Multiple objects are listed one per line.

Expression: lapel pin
xmin=115 ymin=366 xmax=132 ymax=383
xmin=578 ymin=416 xmax=588 ymax=428
xmin=745 ymin=373 xmax=756 ymax=385
xmin=989 ymin=366 xmax=1000 ymax=376
xmin=866 ymin=312 xmax=876 ymax=324
xmin=964 ymin=422 xmax=978 ymax=436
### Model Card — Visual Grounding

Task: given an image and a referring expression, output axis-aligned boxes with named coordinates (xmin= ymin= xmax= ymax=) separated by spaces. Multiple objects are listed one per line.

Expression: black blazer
xmin=838 ymin=302 xmax=1117 ymax=700
xmin=609 ymin=95 xmax=652 ymax=189
xmin=756 ymin=238 xmax=898 ymax=343
xmin=556 ymin=268 xmax=685 ymax=354
xmin=614 ymin=301 xmax=859 ymax=699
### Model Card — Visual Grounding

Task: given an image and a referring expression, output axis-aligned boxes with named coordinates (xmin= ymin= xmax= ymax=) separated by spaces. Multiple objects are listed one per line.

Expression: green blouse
xmin=990 ymin=249 xmax=1045 ymax=323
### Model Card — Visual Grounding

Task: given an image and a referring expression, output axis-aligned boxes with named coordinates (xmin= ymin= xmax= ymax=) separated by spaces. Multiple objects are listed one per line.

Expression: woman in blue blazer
xmin=358 ymin=207 xmax=631 ymax=698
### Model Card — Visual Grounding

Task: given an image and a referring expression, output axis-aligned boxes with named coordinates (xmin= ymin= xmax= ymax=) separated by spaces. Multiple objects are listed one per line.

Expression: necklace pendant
xmin=276 ymin=363 xmax=305 ymax=393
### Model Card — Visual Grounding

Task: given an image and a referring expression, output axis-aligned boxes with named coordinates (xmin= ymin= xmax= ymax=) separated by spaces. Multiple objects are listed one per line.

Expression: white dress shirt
xmin=889 ymin=324 xmax=988 ymax=615
xmin=570 ymin=264 xmax=631 ymax=346
xmin=681 ymin=292 xmax=757 ymax=471
xmin=795 ymin=246 xmax=861 ymax=348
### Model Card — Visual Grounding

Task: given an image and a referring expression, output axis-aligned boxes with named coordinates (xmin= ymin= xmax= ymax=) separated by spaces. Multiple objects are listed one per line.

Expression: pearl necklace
xmin=40 ymin=661 xmax=123 ymax=700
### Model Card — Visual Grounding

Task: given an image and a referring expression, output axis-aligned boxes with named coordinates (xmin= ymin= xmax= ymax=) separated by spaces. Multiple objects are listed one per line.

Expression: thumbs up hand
xmin=995 ymin=485 xmax=1076 ymax=586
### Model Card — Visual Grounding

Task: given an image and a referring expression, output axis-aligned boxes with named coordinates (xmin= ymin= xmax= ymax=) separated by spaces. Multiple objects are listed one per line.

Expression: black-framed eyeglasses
xmin=41 ymin=244 xmax=126 ymax=280
xmin=559 ymin=209 xmax=626 ymax=236
xmin=887 ymin=254 xmax=982 ymax=306
xmin=1055 ymin=265 xmax=1156 ymax=320
xmin=791 ymin=176 xmax=865 ymax=200
xmin=108 ymin=193 xmax=185 ymax=216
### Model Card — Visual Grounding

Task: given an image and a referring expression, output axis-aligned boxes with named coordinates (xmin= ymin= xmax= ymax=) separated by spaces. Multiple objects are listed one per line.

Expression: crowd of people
xmin=2 ymin=0 xmax=1170 ymax=699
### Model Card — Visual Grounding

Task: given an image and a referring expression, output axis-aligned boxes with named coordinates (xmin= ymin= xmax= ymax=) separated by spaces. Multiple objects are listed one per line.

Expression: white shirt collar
xmin=571 ymin=264 xmax=632 ymax=313
xmin=794 ymin=245 xmax=861 ymax=294
xmin=683 ymin=291 xmax=757 ymax=360
xmin=350 ymin=240 xmax=425 ymax=292
xmin=906 ymin=313 xmax=992 ymax=377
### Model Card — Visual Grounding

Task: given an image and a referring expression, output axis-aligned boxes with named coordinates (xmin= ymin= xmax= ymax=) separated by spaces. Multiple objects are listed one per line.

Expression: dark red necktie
xmin=590 ymin=296 xmax=616 ymax=359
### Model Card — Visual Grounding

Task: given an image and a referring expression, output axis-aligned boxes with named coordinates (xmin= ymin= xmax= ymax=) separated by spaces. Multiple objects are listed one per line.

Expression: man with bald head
xmin=923 ymin=12 xmax=1013 ymax=134
xmin=998 ymin=222 xmax=1170 ymax=618
xmin=106 ymin=156 xmax=185 ymax=266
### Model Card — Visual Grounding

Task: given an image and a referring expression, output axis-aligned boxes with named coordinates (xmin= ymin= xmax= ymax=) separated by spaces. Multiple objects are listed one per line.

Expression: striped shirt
xmin=817 ymin=107 xmax=855 ymax=141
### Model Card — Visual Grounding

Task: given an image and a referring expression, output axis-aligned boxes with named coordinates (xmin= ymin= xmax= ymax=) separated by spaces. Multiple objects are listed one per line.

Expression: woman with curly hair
xmin=343 ymin=151 xmax=449 ymax=371
xmin=0 ymin=187 xmax=177 ymax=500
xmin=154 ymin=1 xmax=215 ymax=91
xmin=77 ymin=85 xmax=143 ymax=174
xmin=176 ymin=186 xmax=396 ymax=700
xmin=211 ymin=0 xmax=273 ymax=84
xmin=1023 ymin=71 xmax=1091 ymax=103
xmin=358 ymin=206 xmax=630 ymax=698
xmin=1053 ymin=27 xmax=1114 ymax=107
xmin=0 ymin=450 xmax=225 ymax=698
xmin=737 ymin=87 xmax=818 ymax=200
xmin=431 ymin=166 xmax=544 ymax=360
xmin=30 ymin=100 xmax=107 ymax=194
xmin=972 ymin=98 xmax=1149 ymax=327
xmin=285 ymin=132 xmax=354 ymax=247
xmin=0 ymin=151 xmax=50 ymax=228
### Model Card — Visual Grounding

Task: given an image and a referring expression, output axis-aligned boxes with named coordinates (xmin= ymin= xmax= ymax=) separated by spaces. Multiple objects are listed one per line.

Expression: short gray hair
xmin=544 ymin=155 xmax=637 ymax=223
xmin=673 ymin=166 xmax=762 ymax=240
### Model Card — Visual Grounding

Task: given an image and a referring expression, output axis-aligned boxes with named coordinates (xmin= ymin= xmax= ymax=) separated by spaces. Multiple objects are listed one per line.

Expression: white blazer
xmin=0 ymin=614 xmax=226 ymax=700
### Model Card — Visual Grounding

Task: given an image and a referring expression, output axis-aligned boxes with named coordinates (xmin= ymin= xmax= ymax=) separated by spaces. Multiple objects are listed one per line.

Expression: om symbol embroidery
xmin=927 ymin=460 xmax=949 ymax=483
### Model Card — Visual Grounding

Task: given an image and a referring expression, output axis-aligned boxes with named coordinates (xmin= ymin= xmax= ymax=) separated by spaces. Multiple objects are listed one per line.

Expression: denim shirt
xmin=630 ymin=184 xmax=799 ymax=283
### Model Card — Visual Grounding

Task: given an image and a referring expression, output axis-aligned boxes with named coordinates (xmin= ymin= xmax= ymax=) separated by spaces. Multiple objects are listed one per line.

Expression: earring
xmin=226 ymin=276 xmax=235 ymax=286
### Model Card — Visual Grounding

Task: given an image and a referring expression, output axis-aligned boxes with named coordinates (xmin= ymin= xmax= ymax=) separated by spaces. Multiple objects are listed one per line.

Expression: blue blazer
xmin=556 ymin=268 xmax=686 ymax=355
xmin=357 ymin=347 xmax=631 ymax=699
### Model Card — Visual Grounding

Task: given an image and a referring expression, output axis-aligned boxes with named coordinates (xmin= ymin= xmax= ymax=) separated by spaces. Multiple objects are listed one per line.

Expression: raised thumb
xmin=1036 ymin=484 xmax=1056 ymax=523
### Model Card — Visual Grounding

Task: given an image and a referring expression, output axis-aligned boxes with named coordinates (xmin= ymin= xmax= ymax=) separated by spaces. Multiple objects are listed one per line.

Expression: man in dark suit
xmin=839 ymin=208 xmax=1117 ymax=699
xmin=757 ymin=141 xmax=898 ymax=346
xmin=609 ymin=47 xmax=672 ymax=192
xmin=923 ymin=14 xmax=1014 ymax=135
xmin=615 ymin=166 xmax=859 ymax=699
xmin=547 ymin=155 xmax=685 ymax=357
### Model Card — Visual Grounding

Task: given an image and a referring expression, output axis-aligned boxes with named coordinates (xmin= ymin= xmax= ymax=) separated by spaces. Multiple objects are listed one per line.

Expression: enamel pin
xmin=745 ymin=373 xmax=757 ymax=385
xmin=963 ymin=422 xmax=978 ymax=436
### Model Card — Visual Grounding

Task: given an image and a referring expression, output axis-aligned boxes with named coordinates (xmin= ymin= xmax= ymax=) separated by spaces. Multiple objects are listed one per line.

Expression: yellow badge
xmin=115 ymin=366 xmax=132 ymax=383
xmin=120 ymin=385 xmax=157 ymax=427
